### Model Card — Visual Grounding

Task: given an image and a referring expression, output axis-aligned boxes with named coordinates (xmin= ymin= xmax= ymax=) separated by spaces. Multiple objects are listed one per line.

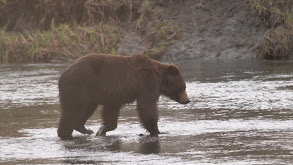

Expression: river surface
xmin=0 ymin=59 xmax=293 ymax=164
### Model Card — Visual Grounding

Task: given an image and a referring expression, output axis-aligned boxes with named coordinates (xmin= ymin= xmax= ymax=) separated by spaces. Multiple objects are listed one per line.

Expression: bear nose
xmin=179 ymin=90 xmax=190 ymax=104
xmin=181 ymin=99 xmax=190 ymax=104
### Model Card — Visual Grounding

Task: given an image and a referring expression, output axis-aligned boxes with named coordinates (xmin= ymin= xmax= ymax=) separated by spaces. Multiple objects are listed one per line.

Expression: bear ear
xmin=168 ymin=65 xmax=180 ymax=75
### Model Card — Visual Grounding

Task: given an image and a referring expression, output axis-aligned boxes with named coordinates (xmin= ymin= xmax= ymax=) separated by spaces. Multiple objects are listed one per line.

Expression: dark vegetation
xmin=250 ymin=0 xmax=293 ymax=59
xmin=0 ymin=0 xmax=292 ymax=63
xmin=0 ymin=0 xmax=179 ymax=63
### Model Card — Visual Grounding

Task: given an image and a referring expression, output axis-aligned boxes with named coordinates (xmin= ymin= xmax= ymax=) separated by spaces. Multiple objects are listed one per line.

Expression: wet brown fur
xmin=57 ymin=54 xmax=189 ymax=140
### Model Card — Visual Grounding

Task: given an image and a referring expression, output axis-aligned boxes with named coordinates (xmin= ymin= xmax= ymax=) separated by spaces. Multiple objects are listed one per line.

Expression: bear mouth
xmin=178 ymin=90 xmax=190 ymax=104
xmin=178 ymin=99 xmax=190 ymax=104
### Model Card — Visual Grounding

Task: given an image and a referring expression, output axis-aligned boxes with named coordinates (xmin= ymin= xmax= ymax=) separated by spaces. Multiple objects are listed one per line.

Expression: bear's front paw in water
xmin=149 ymin=130 xmax=161 ymax=137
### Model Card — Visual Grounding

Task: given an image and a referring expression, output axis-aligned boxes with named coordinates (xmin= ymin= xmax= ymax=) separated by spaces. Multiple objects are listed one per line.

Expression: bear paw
xmin=96 ymin=127 xmax=106 ymax=136
xmin=58 ymin=134 xmax=74 ymax=140
xmin=75 ymin=127 xmax=94 ymax=134
xmin=84 ymin=129 xmax=94 ymax=134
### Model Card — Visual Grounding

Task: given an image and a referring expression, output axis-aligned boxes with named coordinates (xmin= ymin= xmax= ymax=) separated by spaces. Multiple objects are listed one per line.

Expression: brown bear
xmin=57 ymin=54 xmax=190 ymax=140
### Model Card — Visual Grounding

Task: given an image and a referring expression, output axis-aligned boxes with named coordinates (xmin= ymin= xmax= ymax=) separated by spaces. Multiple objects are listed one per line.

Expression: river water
xmin=0 ymin=59 xmax=292 ymax=164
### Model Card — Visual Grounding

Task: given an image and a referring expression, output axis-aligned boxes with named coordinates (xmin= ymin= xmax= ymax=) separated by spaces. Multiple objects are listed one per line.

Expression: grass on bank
xmin=136 ymin=1 xmax=181 ymax=59
xmin=0 ymin=0 xmax=181 ymax=63
xmin=0 ymin=0 xmax=128 ymax=63
xmin=145 ymin=21 xmax=181 ymax=59
xmin=0 ymin=21 xmax=120 ymax=63
xmin=250 ymin=0 xmax=293 ymax=59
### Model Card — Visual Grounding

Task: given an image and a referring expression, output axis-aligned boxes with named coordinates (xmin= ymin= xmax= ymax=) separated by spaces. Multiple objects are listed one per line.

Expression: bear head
xmin=162 ymin=64 xmax=190 ymax=104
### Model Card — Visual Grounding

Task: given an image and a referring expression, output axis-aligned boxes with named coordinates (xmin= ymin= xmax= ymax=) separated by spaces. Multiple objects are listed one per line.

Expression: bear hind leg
xmin=58 ymin=100 xmax=89 ymax=139
xmin=58 ymin=86 xmax=91 ymax=140
xmin=75 ymin=103 xmax=98 ymax=134
xmin=96 ymin=104 xmax=121 ymax=136
xmin=58 ymin=114 xmax=74 ymax=140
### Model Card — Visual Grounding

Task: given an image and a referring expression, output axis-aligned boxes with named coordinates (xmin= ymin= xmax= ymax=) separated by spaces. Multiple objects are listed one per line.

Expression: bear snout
xmin=179 ymin=90 xmax=190 ymax=104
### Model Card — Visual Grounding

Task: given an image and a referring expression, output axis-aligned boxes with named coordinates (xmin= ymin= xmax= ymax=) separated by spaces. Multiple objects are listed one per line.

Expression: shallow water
xmin=0 ymin=59 xmax=293 ymax=164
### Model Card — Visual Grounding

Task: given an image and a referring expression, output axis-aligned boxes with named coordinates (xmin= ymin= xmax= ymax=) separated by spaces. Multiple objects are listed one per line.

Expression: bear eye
xmin=181 ymin=85 xmax=186 ymax=91
xmin=179 ymin=87 xmax=185 ymax=92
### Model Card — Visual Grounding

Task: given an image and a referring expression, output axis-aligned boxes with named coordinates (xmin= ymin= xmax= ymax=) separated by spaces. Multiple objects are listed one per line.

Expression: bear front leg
xmin=137 ymin=98 xmax=160 ymax=136
xmin=96 ymin=104 xmax=121 ymax=136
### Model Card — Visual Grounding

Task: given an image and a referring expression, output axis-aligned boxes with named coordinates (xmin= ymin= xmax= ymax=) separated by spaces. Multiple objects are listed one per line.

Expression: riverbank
xmin=0 ymin=0 xmax=292 ymax=63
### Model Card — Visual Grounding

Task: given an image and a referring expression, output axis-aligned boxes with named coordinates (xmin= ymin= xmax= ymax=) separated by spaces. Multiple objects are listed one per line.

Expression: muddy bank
xmin=0 ymin=0 xmax=266 ymax=63
xmin=119 ymin=0 xmax=267 ymax=62
xmin=161 ymin=0 xmax=266 ymax=61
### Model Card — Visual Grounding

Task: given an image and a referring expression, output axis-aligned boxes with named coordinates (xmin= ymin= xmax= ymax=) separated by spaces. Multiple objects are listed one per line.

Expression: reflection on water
xmin=0 ymin=59 xmax=293 ymax=164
